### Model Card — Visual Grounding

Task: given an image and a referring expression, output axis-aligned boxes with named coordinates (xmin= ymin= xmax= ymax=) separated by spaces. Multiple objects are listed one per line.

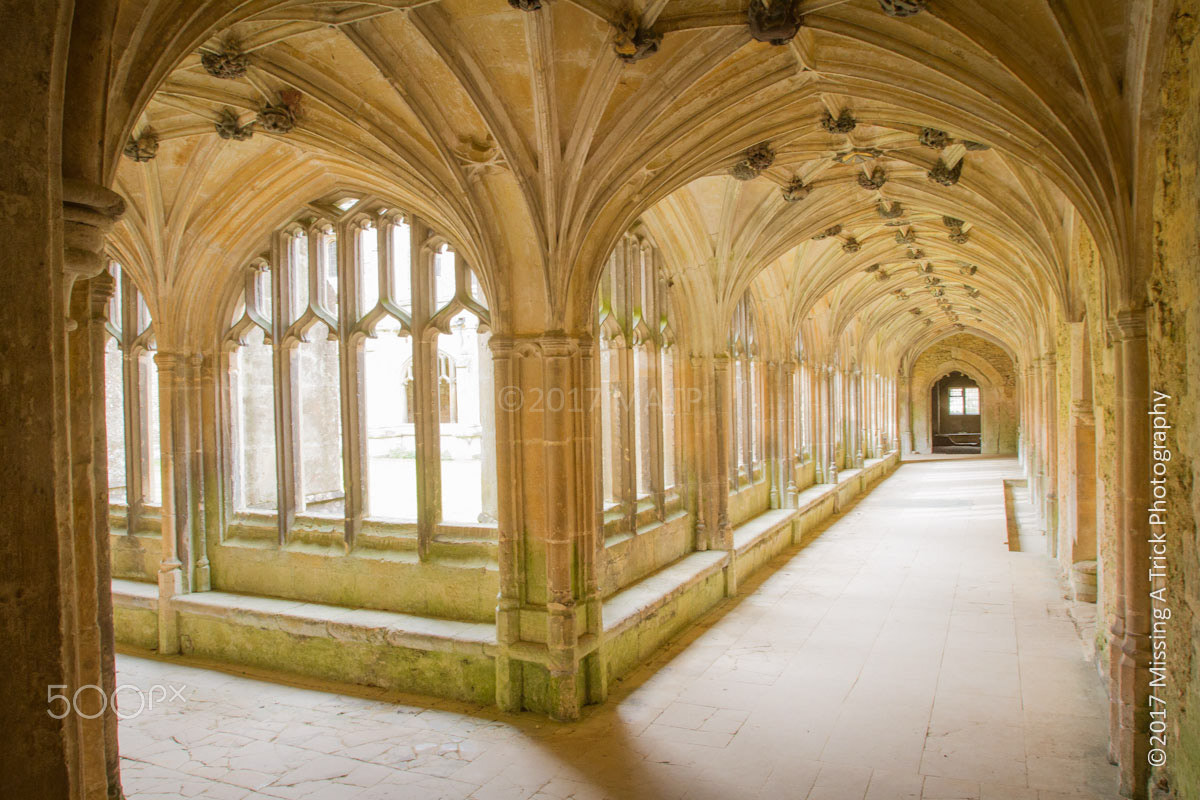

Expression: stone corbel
xmin=62 ymin=178 xmax=125 ymax=329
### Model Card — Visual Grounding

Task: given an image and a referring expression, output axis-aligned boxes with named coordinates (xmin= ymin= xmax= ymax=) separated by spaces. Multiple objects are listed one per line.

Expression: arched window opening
xmin=220 ymin=203 xmax=496 ymax=538
xmin=227 ymin=261 xmax=277 ymax=512
xmin=437 ymin=298 xmax=495 ymax=525
xmin=729 ymin=293 xmax=758 ymax=488
xmin=596 ymin=232 xmax=677 ymax=530
xmin=104 ymin=262 xmax=161 ymax=517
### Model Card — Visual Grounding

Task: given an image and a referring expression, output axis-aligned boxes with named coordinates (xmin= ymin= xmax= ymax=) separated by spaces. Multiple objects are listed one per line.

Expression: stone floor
xmin=116 ymin=456 xmax=1118 ymax=799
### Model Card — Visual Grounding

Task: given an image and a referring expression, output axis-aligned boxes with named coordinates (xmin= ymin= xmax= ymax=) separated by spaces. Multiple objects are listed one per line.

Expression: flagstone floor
xmin=117 ymin=456 xmax=1117 ymax=799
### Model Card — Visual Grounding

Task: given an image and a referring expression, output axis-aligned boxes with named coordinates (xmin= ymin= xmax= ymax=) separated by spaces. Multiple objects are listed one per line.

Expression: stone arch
xmin=909 ymin=341 xmax=1018 ymax=456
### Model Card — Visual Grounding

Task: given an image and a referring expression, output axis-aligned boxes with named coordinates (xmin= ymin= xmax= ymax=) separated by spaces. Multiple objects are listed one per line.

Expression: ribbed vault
xmin=96 ymin=0 xmax=1168 ymax=363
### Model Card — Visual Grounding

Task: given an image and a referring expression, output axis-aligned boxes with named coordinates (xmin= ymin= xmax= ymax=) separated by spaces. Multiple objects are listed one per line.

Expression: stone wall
xmin=908 ymin=334 xmax=1018 ymax=455
xmin=1150 ymin=8 xmax=1200 ymax=797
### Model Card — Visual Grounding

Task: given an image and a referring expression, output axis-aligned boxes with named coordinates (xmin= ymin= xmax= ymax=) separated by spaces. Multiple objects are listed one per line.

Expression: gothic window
xmin=226 ymin=260 xmax=277 ymax=511
xmin=597 ymin=232 xmax=677 ymax=531
xmin=221 ymin=201 xmax=496 ymax=540
xmin=103 ymin=262 xmax=162 ymax=522
xmin=793 ymin=333 xmax=809 ymax=461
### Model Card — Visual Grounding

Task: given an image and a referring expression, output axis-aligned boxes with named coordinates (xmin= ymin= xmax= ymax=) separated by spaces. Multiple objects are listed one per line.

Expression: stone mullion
xmin=899 ymin=368 xmax=911 ymax=456
xmin=490 ymin=339 xmax=523 ymax=711
xmin=410 ymin=219 xmax=439 ymax=559
xmin=1111 ymin=312 xmax=1151 ymax=798
xmin=337 ymin=223 xmax=364 ymax=547
xmin=271 ymin=235 xmax=298 ymax=540
xmin=767 ymin=361 xmax=782 ymax=508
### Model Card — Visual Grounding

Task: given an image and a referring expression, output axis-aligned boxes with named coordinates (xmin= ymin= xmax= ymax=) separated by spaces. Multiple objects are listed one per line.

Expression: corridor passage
xmin=116 ymin=458 xmax=1117 ymax=800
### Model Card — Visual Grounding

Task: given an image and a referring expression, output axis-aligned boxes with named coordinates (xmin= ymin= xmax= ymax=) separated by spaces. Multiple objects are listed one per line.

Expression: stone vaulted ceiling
xmin=103 ymin=0 xmax=1156 ymax=360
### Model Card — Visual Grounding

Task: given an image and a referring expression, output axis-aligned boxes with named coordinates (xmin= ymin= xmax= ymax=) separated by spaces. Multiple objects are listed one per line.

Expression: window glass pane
xmin=296 ymin=322 xmax=343 ymax=516
xmin=948 ymin=387 xmax=964 ymax=415
xmin=965 ymin=387 xmax=980 ymax=414
xmin=319 ymin=230 xmax=338 ymax=313
xmin=141 ymin=351 xmax=162 ymax=506
xmin=391 ymin=220 xmax=412 ymax=315
xmin=733 ymin=359 xmax=745 ymax=482
xmin=256 ymin=265 xmax=272 ymax=321
xmin=750 ymin=360 xmax=761 ymax=465
xmin=600 ymin=338 xmax=617 ymax=506
xmin=633 ymin=345 xmax=650 ymax=496
xmin=136 ymin=294 xmax=152 ymax=336
xmin=363 ymin=317 xmax=416 ymax=520
xmin=359 ymin=226 xmax=379 ymax=317
xmin=231 ymin=327 xmax=277 ymax=511
xmin=469 ymin=269 xmax=488 ymax=310
xmin=438 ymin=310 xmax=496 ymax=524
xmin=104 ymin=338 xmax=126 ymax=504
xmin=661 ymin=347 xmax=676 ymax=489
xmin=290 ymin=232 xmax=309 ymax=324
xmin=434 ymin=245 xmax=456 ymax=311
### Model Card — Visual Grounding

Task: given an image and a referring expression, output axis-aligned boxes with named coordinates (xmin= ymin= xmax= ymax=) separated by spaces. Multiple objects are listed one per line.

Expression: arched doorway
xmin=930 ymin=371 xmax=982 ymax=454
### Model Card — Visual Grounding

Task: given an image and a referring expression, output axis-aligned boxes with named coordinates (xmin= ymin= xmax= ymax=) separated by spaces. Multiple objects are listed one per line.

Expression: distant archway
xmin=930 ymin=371 xmax=982 ymax=453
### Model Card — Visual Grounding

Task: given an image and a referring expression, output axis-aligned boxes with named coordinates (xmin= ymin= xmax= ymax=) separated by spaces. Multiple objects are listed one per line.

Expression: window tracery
xmin=103 ymin=262 xmax=162 ymax=524
xmin=597 ymin=232 xmax=678 ymax=533
xmin=221 ymin=200 xmax=496 ymax=542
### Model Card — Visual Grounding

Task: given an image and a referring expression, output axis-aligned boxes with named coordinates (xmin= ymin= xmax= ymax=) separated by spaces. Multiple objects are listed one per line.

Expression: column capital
xmin=1106 ymin=310 xmax=1147 ymax=343
xmin=88 ymin=269 xmax=116 ymax=322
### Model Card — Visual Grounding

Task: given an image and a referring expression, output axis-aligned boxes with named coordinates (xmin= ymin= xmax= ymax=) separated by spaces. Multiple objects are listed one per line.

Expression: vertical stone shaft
xmin=1113 ymin=312 xmax=1151 ymax=799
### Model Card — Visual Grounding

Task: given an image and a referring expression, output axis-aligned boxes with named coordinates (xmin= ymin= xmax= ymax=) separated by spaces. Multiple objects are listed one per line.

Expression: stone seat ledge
xmin=732 ymin=508 xmax=796 ymax=554
xmin=114 ymin=581 xmax=497 ymax=657
xmin=602 ymin=550 xmax=728 ymax=636
xmin=112 ymin=578 xmax=158 ymax=610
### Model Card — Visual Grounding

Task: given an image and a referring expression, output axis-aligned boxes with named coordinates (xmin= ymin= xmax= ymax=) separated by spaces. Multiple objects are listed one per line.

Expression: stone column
xmin=899 ymin=368 xmax=912 ymax=455
xmin=853 ymin=368 xmax=865 ymax=468
xmin=825 ymin=364 xmax=838 ymax=484
xmin=489 ymin=333 xmax=604 ymax=720
xmin=153 ymin=352 xmax=186 ymax=654
xmin=1066 ymin=323 xmax=1097 ymax=600
xmin=784 ymin=360 xmax=798 ymax=506
xmin=1111 ymin=312 xmax=1151 ymax=799
xmin=85 ymin=273 xmax=124 ymax=799
xmin=1040 ymin=352 xmax=1059 ymax=552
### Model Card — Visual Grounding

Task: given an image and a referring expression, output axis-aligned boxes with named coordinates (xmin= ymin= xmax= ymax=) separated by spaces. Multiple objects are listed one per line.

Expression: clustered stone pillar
xmin=1111 ymin=311 xmax=1152 ymax=798
xmin=899 ymin=368 xmax=912 ymax=455
xmin=1065 ymin=322 xmax=1097 ymax=601
xmin=1040 ymin=352 xmax=1059 ymax=552
xmin=490 ymin=333 xmax=605 ymax=720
